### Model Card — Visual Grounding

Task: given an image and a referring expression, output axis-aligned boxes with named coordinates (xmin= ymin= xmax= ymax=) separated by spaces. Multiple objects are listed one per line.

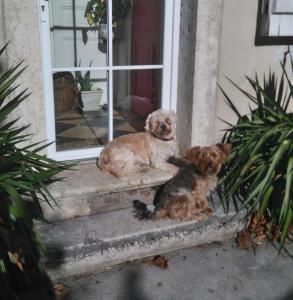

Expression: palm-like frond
xmin=219 ymin=51 xmax=293 ymax=248
xmin=0 ymin=43 xmax=72 ymax=288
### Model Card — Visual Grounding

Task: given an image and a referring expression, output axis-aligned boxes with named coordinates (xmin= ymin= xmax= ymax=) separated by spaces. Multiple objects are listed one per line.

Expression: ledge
xmin=49 ymin=164 xmax=173 ymax=199
xmin=42 ymin=164 xmax=173 ymax=222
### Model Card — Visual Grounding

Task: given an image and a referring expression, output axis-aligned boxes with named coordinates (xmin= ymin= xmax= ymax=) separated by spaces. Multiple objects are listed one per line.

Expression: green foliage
xmin=219 ymin=51 xmax=293 ymax=247
xmin=0 ymin=43 xmax=70 ymax=288
xmin=85 ymin=0 xmax=132 ymax=27
xmin=76 ymin=61 xmax=93 ymax=91
xmin=76 ymin=70 xmax=92 ymax=92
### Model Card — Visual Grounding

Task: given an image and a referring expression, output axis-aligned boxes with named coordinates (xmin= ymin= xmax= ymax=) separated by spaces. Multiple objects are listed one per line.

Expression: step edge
xmin=43 ymin=212 xmax=241 ymax=268
xmin=49 ymin=177 xmax=169 ymax=200
xmin=46 ymin=215 xmax=241 ymax=280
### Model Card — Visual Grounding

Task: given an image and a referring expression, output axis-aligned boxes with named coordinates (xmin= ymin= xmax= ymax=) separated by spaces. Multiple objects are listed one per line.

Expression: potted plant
xmin=218 ymin=51 xmax=293 ymax=247
xmin=84 ymin=0 xmax=132 ymax=41
xmin=76 ymin=66 xmax=103 ymax=112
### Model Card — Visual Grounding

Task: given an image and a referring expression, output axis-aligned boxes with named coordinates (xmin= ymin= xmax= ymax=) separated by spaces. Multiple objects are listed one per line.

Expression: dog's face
xmin=145 ymin=109 xmax=176 ymax=141
xmin=185 ymin=143 xmax=231 ymax=175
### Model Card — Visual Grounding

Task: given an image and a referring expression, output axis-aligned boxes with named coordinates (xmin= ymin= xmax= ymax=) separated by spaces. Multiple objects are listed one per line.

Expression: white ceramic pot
xmin=80 ymin=89 xmax=103 ymax=112
xmin=98 ymin=23 xmax=115 ymax=40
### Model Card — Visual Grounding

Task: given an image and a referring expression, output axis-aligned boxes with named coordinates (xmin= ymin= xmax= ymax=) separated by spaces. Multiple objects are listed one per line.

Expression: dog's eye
xmin=165 ymin=118 xmax=171 ymax=124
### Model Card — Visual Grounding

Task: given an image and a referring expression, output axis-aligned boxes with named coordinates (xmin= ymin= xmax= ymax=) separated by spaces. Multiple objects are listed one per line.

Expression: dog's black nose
xmin=160 ymin=123 xmax=166 ymax=130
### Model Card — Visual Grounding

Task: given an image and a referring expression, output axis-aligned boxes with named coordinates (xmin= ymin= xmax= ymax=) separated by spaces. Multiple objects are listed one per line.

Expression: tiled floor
xmin=55 ymin=108 xmax=145 ymax=151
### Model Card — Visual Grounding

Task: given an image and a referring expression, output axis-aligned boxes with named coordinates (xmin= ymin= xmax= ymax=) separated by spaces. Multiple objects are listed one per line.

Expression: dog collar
xmin=150 ymin=133 xmax=175 ymax=141
xmin=162 ymin=137 xmax=175 ymax=142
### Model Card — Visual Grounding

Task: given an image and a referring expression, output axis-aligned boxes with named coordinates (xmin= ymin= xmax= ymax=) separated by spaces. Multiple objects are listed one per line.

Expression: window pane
xmin=50 ymin=0 xmax=107 ymax=68
xmin=113 ymin=69 xmax=161 ymax=138
xmin=112 ymin=0 xmax=164 ymax=66
xmin=53 ymin=71 xmax=108 ymax=151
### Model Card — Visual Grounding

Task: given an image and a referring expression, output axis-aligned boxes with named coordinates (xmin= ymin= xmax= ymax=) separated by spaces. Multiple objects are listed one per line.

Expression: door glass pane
xmin=112 ymin=0 xmax=164 ymax=66
xmin=113 ymin=69 xmax=162 ymax=138
xmin=53 ymin=71 xmax=108 ymax=151
xmin=49 ymin=0 xmax=107 ymax=68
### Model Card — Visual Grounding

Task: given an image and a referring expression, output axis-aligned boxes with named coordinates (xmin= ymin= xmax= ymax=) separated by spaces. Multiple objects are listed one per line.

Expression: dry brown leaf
xmin=143 ymin=255 xmax=168 ymax=269
xmin=54 ymin=283 xmax=71 ymax=299
xmin=8 ymin=251 xmax=24 ymax=271
xmin=235 ymin=230 xmax=252 ymax=249
xmin=235 ymin=210 xmax=277 ymax=249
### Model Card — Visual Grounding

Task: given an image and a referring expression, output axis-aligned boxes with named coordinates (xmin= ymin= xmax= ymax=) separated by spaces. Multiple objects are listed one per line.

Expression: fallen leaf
xmin=54 ymin=283 xmax=71 ymax=299
xmin=143 ymin=255 xmax=168 ymax=269
xmin=235 ymin=210 xmax=279 ymax=249
xmin=235 ymin=230 xmax=252 ymax=249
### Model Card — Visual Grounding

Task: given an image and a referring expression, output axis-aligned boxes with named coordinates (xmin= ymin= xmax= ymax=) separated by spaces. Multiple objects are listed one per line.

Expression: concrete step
xmin=42 ymin=163 xmax=173 ymax=222
xmin=39 ymin=198 xmax=241 ymax=280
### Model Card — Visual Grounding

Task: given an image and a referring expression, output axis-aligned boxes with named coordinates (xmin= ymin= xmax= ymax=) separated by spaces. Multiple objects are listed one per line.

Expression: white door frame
xmin=39 ymin=0 xmax=181 ymax=161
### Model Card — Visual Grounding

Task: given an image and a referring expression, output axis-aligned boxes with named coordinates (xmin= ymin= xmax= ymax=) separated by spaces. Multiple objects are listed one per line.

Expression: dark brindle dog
xmin=133 ymin=143 xmax=231 ymax=222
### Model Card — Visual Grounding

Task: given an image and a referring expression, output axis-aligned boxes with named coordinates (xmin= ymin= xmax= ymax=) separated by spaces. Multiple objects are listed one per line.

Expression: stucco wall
xmin=0 ymin=1 xmax=7 ymax=71
xmin=216 ymin=0 xmax=289 ymax=141
xmin=1 ymin=0 xmax=46 ymax=146
xmin=177 ymin=0 xmax=224 ymax=150
xmin=191 ymin=0 xmax=223 ymax=147
xmin=176 ymin=0 xmax=197 ymax=153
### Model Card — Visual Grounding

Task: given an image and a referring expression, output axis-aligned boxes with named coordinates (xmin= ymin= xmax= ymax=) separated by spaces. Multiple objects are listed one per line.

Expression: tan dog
xmin=97 ymin=109 xmax=179 ymax=177
xmin=133 ymin=143 xmax=231 ymax=221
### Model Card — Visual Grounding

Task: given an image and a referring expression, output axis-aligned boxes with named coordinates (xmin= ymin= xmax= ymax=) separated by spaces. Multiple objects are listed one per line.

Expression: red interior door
xmin=131 ymin=0 xmax=163 ymax=117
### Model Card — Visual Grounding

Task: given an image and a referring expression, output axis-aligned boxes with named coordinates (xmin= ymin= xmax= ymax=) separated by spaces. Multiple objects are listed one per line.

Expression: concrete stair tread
xmin=39 ymin=199 xmax=240 ymax=279
xmin=40 ymin=204 xmax=224 ymax=247
xmin=49 ymin=164 xmax=173 ymax=199
xmin=43 ymin=164 xmax=173 ymax=222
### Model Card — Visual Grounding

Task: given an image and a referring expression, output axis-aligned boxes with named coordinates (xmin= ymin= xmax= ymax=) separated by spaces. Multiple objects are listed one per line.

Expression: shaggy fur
xmin=133 ymin=143 xmax=231 ymax=221
xmin=97 ymin=109 xmax=179 ymax=177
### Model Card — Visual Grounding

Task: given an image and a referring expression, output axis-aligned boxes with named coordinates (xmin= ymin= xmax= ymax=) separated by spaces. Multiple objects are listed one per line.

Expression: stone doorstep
xmin=39 ymin=200 xmax=242 ymax=280
xmin=42 ymin=163 xmax=173 ymax=222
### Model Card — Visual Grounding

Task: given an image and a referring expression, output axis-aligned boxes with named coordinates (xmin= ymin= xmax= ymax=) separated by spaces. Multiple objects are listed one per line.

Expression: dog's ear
xmin=216 ymin=143 xmax=231 ymax=156
xmin=144 ymin=112 xmax=153 ymax=132
xmin=168 ymin=110 xmax=176 ymax=122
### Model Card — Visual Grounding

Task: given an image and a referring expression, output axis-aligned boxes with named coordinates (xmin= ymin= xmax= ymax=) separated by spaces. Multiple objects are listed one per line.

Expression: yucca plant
xmin=76 ymin=61 xmax=93 ymax=92
xmin=218 ymin=50 xmax=293 ymax=247
xmin=0 ymin=43 xmax=70 ymax=298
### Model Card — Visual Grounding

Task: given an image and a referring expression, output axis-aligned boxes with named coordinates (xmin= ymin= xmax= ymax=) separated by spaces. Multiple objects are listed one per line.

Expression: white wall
xmin=216 ymin=0 xmax=290 ymax=141
xmin=1 ymin=0 xmax=46 ymax=147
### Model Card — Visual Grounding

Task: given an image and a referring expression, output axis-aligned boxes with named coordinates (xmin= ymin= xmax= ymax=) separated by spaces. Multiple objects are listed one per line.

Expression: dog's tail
xmin=132 ymin=200 xmax=153 ymax=220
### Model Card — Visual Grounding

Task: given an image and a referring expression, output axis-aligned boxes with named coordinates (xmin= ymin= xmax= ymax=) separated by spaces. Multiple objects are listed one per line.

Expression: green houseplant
xmin=85 ymin=0 xmax=132 ymax=28
xmin=76 ymin=62 xmax=103 ymax=112
xmin=83 ymin=0 xmax=132 ymax=52
xmin=0 ymin=43 xmax=70 ymax=298
xmin=218 ymin=51 xmax=293 ymax=247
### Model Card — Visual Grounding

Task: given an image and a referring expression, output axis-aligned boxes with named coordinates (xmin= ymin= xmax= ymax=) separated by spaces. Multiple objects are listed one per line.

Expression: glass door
xmin=40 ymin=0 xmax=179 ymax=161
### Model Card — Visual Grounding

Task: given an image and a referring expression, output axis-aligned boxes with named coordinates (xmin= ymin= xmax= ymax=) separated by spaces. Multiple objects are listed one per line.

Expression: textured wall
xmin=0 ymin=2 xmax=8 ymax=71
xmin=216 ymin=0 xmax=290 ymax=141
xmin=191 ymin=0 xmax=223 ymax=147
xmin=1 ymin=0 xmax=46 ymax=146
xmin=176 ymin=0 xmax=198 ymax=153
